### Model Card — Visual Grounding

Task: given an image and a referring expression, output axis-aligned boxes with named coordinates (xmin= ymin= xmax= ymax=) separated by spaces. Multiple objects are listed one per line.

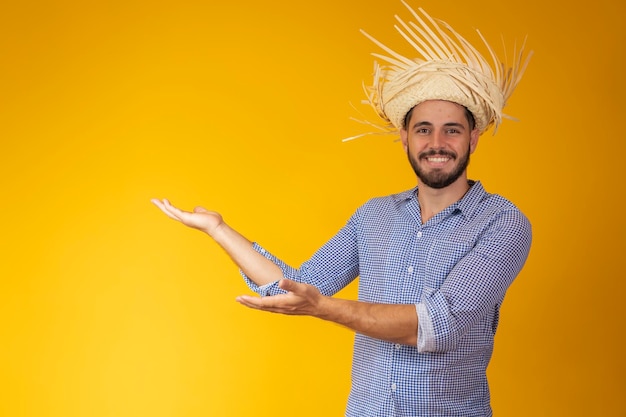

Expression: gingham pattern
xmin=243 ymin=181 xmax=532 ymax=417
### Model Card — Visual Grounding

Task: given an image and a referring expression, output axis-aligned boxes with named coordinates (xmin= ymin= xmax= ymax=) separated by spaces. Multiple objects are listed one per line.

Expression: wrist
xmin=206 ymin=220 xmax=228 ymax=240
xmin=315 ymin=295 xmax=340 ymax=322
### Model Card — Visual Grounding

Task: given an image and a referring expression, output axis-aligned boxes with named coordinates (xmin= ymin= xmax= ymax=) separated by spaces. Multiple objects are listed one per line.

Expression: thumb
xmin=278 ymin=278 xmax=299 ymax=292
xmin=194 ymin=206 xmax=210 ymax=214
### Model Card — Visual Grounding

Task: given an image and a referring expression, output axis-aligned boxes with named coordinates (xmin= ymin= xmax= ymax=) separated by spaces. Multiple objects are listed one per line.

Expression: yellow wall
xmin=1 ymin=0 xmax=624 ymax=416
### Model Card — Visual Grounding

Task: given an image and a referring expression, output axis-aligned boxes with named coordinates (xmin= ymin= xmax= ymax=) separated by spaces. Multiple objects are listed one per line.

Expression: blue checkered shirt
xmin=242 ymin=181 xmax=532 ymax=416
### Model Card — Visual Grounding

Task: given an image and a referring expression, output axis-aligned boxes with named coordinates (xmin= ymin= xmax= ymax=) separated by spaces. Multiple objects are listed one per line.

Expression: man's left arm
xmin=236 ymin=278 xmax=419 ymax=346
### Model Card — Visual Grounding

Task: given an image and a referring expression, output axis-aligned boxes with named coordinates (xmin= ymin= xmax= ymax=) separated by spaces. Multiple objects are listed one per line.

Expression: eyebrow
xmin=411 ymin=121 xmax=466 ymax=130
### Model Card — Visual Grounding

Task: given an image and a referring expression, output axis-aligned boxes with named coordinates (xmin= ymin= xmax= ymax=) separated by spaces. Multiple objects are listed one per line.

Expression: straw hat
xmin=348 ymin=1 xmax=532 ymax=140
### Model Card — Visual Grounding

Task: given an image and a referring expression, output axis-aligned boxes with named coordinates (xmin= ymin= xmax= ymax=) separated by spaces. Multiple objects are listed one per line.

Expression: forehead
xmin=407 ymin=100 xmax=468 ymax=126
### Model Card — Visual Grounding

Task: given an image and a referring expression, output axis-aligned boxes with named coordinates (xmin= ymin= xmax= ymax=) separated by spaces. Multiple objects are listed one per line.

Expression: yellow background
xmin=1 ymin=0 xmax=624 ymax=416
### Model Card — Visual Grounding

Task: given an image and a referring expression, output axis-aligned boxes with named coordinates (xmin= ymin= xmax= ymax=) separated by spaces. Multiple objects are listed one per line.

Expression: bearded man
xmin=152 ymin=4 xmax=533 ymax=416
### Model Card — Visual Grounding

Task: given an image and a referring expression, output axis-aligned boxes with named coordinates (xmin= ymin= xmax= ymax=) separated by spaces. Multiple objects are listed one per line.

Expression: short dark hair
xmin=402 ymin=104 xmax=476 ymax=131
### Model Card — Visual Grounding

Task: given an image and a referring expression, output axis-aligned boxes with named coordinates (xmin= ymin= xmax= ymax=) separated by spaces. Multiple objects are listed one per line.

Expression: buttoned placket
xmin=389 ymin=218 xmax=426 ymax=402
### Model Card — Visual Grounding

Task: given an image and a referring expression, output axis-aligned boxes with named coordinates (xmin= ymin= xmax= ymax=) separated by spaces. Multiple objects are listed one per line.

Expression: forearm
xmin=152 ymin=198 xmax=284 ymax=287
xmin=209 ymin=222 xmax=283 ymax=287
xmin=316 ymin=296 xmax=418 ymax=346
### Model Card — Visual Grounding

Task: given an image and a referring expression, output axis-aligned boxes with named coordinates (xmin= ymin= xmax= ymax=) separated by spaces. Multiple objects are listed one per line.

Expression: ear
xmin=400 ymin=128 xmax=409 ymax=152
xmin=469 ymin=129 xmax=480 ymax=154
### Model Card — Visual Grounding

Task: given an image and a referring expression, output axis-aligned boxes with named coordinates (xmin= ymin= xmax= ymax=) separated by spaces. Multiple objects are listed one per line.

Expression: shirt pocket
xmin=423 ymin=239 xmax=474 ymax=292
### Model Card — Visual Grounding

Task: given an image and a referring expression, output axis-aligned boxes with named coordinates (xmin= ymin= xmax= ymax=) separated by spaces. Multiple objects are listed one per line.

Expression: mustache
xmin=418 ymin=149 xmax=457 ymax=159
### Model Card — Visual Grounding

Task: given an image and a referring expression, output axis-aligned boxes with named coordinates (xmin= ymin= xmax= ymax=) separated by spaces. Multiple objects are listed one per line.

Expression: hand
xmin=236 ymin=279 xmax=324 ymax=317
xmin=151 ymin=198 xmax=224 ymax=236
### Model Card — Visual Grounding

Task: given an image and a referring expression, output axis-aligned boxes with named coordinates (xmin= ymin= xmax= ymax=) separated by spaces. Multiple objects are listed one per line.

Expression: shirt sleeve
xmin=416 ymin=303 xmax=436 ymax=351
xmin=240 ymin=215 xmax=361 ymax=297
xmin=416 ymin=208 xmax=532 ymax=353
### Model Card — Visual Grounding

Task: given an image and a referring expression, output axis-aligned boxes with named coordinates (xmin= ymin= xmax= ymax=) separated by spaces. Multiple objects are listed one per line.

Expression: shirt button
xmin=391 ymin=383 xmax=397 ymax=392
xmin=416 ymin=231 xmax=423 ymax=238
xmin=407 ymin=266 xmax=414 ymax=274
xmin=259 ymin=248 xmax=266 ymax=254
xmin=395 ymin=343 xmax=401 ymax=350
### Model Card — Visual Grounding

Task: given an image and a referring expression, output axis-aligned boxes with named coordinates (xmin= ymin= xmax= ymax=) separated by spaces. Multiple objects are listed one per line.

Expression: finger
xmin=236 ymin=294 xmax=281 ymax=307
xmin=151 ymin=198 xmax=185 ymax=222
xmin=236 ymin=294 xmax=292 ymax=310
xmin=151 ymin=198 xmax=167 ymax=210
xmin=238 ymin=304 xmax=292 ymax=315
xmin=164 ymin=199 xmax=194 ymax=217
xmin=151 ymin=198 xmax=176 ymax=218
xmin=236 ymin=295 xmax=264 ymax=309
xmin=278 ymin=278 xmax=304 ymax=294
xmin=236 ymin=295 xmax=282 ymax=313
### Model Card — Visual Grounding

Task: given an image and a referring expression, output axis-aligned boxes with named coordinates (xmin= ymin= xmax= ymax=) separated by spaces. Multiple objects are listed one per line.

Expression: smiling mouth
xmin=426 ymin=156 xmax=450 ymax=163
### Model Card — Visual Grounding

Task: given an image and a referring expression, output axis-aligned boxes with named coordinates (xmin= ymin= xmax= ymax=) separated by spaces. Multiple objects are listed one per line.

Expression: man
xmin=152 ymin=4 xmax=532 ymax=416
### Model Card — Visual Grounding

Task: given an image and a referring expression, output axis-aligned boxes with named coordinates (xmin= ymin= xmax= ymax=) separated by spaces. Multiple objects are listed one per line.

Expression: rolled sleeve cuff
xmin=416 ymin=302 xmax=436 ymax=353
xmin=240 ymin=242 xmax=282 ymax=296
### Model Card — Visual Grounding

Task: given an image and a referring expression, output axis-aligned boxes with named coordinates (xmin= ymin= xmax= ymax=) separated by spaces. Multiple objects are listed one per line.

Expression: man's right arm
xmin=151 ymin=198 xmax=283 ymax=287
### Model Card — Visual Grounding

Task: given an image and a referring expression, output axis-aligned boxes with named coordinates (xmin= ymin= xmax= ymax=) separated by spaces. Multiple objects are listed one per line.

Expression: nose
xmin=429 ymin=130 xmax=446 ymax=149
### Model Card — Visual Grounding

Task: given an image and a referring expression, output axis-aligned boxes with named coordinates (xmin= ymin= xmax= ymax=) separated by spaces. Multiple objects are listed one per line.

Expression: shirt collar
xmin=454 ymin=180 xmax=488 ymax=219
xmin=393 ymin=180 xmax=489 ymax=219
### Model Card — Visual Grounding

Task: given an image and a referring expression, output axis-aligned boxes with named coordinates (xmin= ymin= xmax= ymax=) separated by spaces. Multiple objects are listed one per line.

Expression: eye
xmin=416 ymin=128 xmax=430 ymax=134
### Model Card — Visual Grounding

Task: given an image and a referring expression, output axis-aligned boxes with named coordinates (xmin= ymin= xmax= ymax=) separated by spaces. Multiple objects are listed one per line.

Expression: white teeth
xmin=427 ymin=157 xmax=449 ymax=162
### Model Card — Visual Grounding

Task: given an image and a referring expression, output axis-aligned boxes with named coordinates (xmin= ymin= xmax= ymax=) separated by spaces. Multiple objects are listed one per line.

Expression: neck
xmin=417 ymin=176 xmax=471 ymax=224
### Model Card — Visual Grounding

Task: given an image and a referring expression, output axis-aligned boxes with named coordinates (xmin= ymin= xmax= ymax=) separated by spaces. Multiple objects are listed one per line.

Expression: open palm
xmin=151 ymin=198 xmax=223 ymax=236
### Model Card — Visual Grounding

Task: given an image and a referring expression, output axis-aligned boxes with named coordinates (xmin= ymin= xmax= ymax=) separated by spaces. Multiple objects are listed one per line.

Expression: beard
xmin=408 ymin=144 xmax=471 ymax=189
